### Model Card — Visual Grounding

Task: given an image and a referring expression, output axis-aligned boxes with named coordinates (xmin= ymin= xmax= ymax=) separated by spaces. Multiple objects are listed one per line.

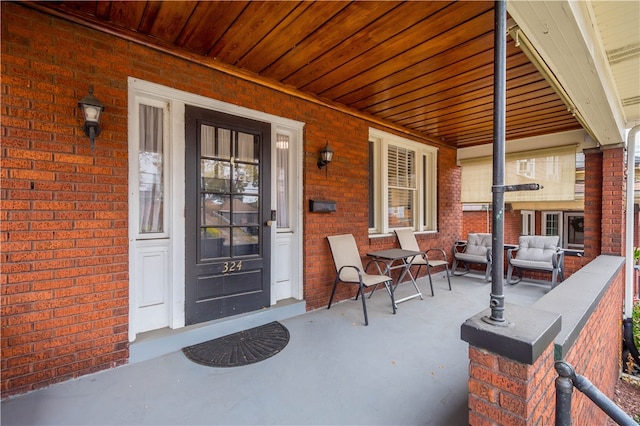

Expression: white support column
xmin=625 ymin=125 xmax=640 ymax=318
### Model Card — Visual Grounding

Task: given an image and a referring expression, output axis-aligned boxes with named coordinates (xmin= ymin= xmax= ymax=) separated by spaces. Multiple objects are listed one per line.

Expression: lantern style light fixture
xmin=78 ymin=85 xmax=104 ymax=150
xmin=317 ymin=142 xmax=334 ymax=177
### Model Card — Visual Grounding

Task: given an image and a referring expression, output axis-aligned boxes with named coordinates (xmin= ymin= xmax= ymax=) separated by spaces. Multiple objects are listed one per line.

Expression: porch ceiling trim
xmin=507 ymin=0 xmax=627 ymax=146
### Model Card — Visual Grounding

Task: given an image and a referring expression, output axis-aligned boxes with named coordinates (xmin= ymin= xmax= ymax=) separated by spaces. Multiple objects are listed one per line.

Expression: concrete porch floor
xmin=1 ymin=272 xmax=550 ymax=425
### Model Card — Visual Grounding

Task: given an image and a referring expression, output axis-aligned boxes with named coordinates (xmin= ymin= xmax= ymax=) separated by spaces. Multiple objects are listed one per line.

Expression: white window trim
xmin=521 ymin=210 xmax=535 ymax=236
xmin=369 ymin=128 xmax=438 ymax=235
xmin=127 ymin=77 xmax=305 ymax=341
xmin=542 ymin=211 xmax=562 ymax=242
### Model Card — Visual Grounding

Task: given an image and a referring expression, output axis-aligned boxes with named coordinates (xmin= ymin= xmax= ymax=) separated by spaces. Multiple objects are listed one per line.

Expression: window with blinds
xmin=387 ymin=145 xmax=416 ymax=228
xmin=368 ymin=128 xmax=438 ymax=234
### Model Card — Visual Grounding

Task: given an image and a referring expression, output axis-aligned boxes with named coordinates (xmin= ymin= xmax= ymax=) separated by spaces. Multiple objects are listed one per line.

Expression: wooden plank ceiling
xmin=34 ymin=1 xmax=582 ymax=148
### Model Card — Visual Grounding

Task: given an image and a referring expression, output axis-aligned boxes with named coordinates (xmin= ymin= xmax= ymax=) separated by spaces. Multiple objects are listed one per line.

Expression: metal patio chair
xmin=507 ymin=235 xmax=565 ymax=288
xmin=394 ymin=228 xmax=452 ymax=296
xmin=326 ymin=234 xmax=396 ymax=326
xmin=451 ymin=233 xmax=493 ymax=281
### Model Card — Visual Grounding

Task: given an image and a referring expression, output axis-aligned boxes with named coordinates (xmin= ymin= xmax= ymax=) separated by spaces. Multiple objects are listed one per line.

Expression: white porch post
xmin=625 ymin=125 xmax=640 ymax=318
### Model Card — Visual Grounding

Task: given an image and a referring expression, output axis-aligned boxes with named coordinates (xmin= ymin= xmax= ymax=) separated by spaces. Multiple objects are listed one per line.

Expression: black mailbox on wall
xmin=309 ymin=199 xmax=337 ymax=213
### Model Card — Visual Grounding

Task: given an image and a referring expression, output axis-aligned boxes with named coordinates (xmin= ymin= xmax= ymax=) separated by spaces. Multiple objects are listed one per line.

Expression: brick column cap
xmin=461 ymin=303 xmax=561 ymax=365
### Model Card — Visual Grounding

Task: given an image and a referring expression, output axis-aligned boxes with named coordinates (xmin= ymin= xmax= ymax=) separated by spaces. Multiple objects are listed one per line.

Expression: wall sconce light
xmin=317 ymin=142 xmax=334 ymax=177
xmin=78 ymin=85 xmax=104 ymax=150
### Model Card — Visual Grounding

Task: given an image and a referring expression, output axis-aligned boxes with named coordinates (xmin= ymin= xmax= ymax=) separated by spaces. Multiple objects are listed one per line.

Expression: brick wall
xmin=462 ymin=211 xmax=490 ymax=236
xmin=1 ymin=4 xmax=461 ymax=396
xmin=467 ymin=264 xmax=624 ymax=425
xmin=563 ymin=267 xmax=623 ymax=425
xmin=1 ymin=5 xmax=130 ymax=397
xmin=462 ymin=209 xmax=521 ymax=246
xmin=584 ymin=150 xmax=604 ymax=260
xmin=601 ymin=147 xmax=626 ymax=256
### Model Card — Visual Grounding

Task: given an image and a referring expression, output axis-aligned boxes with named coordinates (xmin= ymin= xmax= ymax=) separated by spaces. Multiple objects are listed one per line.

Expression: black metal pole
xmin=489 ymin=0 xmax=507 ymax=324
xmin=555 ymin=361 xmax=574 ymax=426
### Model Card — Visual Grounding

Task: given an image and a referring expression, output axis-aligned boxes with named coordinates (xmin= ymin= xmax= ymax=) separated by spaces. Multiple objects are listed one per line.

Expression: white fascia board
xmin=507 ymin=0 xmax=626 ymax=145
xmin=457 ymin=129 xmax=586 ymax=162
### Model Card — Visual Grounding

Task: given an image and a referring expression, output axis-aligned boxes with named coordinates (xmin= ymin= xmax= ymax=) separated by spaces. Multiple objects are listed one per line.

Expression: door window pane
xmin=202 ymin=159 xmax=230 ymax=192
xmin=199 ymin=124 xmax=261 ymax=261
xmin=201 ymin=227 xmax=230 ymax=259
xmin=233 ymin=227 xmax=259 ymax=256
xmin=231 ymin=195 xmax=258 ymax=225
xmin=237 ymin=132 xmax=258 ymax=162
xmin=234 ymin=163 xmax=259 ymax=194
xmin=139 ymin=104 xmax=164 ymax=234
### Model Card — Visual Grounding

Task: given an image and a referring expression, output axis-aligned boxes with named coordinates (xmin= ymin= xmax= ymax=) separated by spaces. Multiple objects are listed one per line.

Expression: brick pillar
xmin=583 ymin=149 xmax=602 ymax=260
xmin=601 ymin=146 xmax=626 ymax=256
xmin=468 ymin=345 xmax=556 ymax=425
xmin=461 ymin=305 xmax=561 ymax=425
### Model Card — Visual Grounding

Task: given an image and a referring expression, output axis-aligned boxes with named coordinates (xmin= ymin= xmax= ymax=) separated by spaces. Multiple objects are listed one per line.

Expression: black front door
xmin=185 ymin=106 xmax=271 ymax=325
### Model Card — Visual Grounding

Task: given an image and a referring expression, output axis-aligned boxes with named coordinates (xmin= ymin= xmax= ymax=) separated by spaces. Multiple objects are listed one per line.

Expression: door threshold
xmin=129 ymin=299 xmax=306 ymax=364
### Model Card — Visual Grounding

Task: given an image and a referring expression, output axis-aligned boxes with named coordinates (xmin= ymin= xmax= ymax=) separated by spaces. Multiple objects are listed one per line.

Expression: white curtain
xmin=139 ymin=105 xmax=163 ymax=233
xmin=276 ymin=134 xmax=289 ymax=228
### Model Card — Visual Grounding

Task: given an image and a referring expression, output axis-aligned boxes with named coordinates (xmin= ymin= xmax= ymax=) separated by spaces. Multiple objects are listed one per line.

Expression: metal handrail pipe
xmin=555 ymin=361 xmax=636 ymax=426
xmin=571 ymin=374 xmax=636 ymax=426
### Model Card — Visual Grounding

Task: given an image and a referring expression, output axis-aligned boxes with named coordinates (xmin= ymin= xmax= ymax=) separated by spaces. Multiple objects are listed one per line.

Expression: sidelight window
xmin=276 ymin=133 xmax=290 ymax=228
xmin=138 ymin=103 xmax=167 ymax=235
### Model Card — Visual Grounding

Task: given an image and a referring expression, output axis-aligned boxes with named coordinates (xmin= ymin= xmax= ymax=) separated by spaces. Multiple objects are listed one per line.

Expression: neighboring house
xmin=1 ymin=1 xmax=638 ymax=400
xmin=458 ymin=130 xmax=590 ymax=277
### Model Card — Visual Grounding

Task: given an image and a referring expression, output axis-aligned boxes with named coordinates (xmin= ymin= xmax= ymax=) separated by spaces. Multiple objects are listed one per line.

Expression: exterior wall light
xmin=317 ymin=142 xmax=334 ymax=177
xmin=78 ymin=85 xmax=104 ymax=150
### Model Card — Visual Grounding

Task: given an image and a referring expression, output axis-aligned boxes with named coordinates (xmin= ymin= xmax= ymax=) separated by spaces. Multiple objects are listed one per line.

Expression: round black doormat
xmin=182 ymin=321 xmax=290 ymax=367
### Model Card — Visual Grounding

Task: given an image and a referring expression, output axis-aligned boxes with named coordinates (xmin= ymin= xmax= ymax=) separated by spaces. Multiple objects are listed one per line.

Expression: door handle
xmin=266 ymin=210 xmax=276 ymax=227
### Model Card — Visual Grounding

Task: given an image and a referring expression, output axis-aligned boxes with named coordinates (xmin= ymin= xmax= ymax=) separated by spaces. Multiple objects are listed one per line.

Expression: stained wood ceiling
xmin=32 ymin=1 xmax=582 ymax=148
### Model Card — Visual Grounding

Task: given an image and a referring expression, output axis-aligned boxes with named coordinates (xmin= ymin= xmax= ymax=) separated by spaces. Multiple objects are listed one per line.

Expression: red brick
xmin=469 ymin=378 xmax=499 ymax=403
xmin=0 ymin=0 xmax=464 ymax=399
xmin=470 ymin=347 xmax=498 ymax=369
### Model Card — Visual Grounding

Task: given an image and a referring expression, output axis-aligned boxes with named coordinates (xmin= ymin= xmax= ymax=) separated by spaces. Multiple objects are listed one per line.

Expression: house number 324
xmin=222 ymin=261 xmax=243 ymax=273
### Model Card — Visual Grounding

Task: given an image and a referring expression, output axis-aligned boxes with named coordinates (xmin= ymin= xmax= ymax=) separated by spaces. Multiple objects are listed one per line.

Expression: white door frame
xmin=128 ymin=78 xmax=304 ymax=342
